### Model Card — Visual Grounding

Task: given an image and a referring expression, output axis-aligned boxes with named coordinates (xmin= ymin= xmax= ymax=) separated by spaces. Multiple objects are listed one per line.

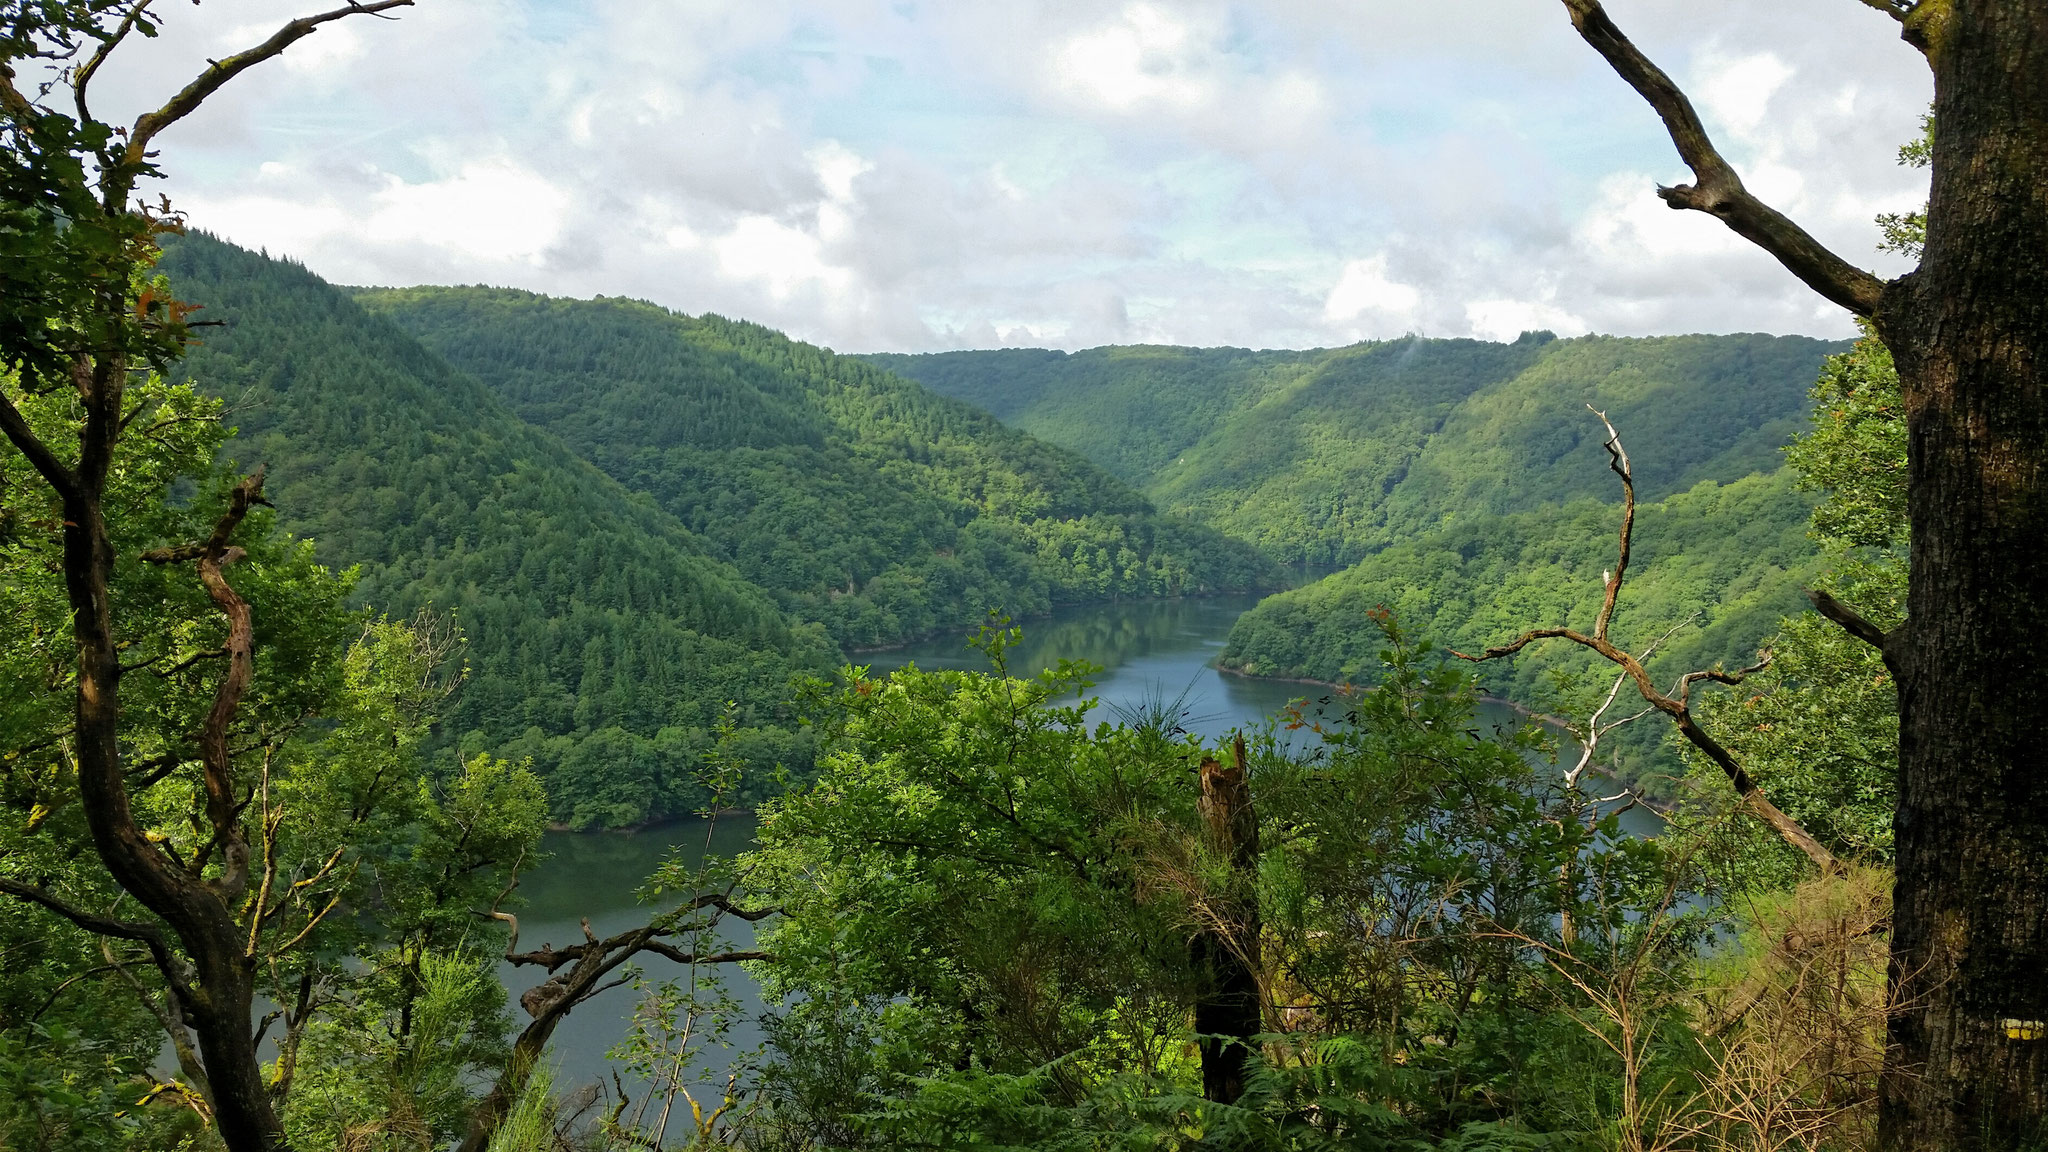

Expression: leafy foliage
xmin=876 ymin=333 xmax=1842 ymax=565
xmin=739 ymin=620 xmax=1704 ymax=1149
xmin=2 ymin=356 xmax=544 ymax=1140
xmin=1684 ymin=328 xmax=1906 ymax=864
xmin=355 ymin=288 xmax=1277 ymax=651
xmin=156 ymin=235 xmax=839 ymax=827
xmin=1219 ymin=471 xmax=1822 ymax=791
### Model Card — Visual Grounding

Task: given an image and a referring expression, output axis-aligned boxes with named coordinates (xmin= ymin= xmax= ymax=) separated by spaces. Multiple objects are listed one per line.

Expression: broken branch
xmin=1452 ymin=413 xmax=1838 ymax=871
xmin=1807 ymin=587 xmax=1890 ymax=653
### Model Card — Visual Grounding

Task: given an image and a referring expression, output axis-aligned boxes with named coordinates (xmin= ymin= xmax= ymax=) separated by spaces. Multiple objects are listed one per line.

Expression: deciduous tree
xmin=1548 ymin=3 xmax=2046 ymax=1144
xmin=0 ymin=5 xmax=420 ymax=1149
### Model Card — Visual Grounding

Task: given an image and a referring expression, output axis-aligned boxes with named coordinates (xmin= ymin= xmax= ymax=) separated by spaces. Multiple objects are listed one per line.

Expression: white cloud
xmin=1697 ymin=52 xmax=1795 ymax=134
xmin=1465 ymin=299 xmax=1587 ymax=343
xmin=714 ymin=214 xmax=857 ymax=304
xmin=363 ymin=158 xmax=571 ymax=266
xmin=1323 ymin=255 xmax=1420 ymax=333
xmin=1052 ymin=4 xmax=1214 ymax=113
xmin=143 ymin=0 xmax=1929 ymax=352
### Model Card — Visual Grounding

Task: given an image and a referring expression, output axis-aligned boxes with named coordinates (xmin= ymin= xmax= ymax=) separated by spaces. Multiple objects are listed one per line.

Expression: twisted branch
xmin=1453 ymin=414 xmax=1837 ymax=871
xmin=143 ymin=469 xmax=267 ymax=902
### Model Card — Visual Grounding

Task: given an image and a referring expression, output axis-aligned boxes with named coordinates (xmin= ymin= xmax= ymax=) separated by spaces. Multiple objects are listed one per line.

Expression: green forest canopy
xmin=150 ymin=233 xmax=1851 ymax=822
xmin=878 ymin=333 xmax=1846 ymax=786
xmin=154 ymin=235 xmax=1276 ymax=828
xmin=872 ymin=332 xmax=1843 ymax=566
xmin=354 ymin=285 xmax=1275 ymax=652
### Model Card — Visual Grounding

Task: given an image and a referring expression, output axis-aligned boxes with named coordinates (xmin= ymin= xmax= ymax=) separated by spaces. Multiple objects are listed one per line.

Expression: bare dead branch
xmin=1589 ymin=406 xmax=1633 ymax=643
xmin=1674 ymin=649 xmax=1774 ymax=708
xmin=1558 ymin=1 xmax=1888 ymax=316
xmin=1453 ymin=414 xmax=1838 ymax=871
xmin=461 ymin=887 xmax=777 ymax=1152
xmin=1807 ymin=588 xmax=1891 ymax=653
xmin=480 ymin=909 xmax=520 ymax=955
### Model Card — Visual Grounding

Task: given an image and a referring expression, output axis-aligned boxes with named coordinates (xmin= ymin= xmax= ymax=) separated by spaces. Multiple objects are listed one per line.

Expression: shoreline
xmin=842 ymin=585 xmax=1290 ymax=657
xmin=1213 ymin=663 xmax=1570 ymax=728
xmin=1215 ymin=663 xmax=1673 ymax=811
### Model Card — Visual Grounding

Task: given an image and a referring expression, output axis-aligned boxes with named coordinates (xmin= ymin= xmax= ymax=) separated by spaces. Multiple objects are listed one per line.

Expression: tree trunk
xmin=62 ymin=487 xmax=285 ymax=1151
xmin=1875 ymin=2 xmax=2048 ymax=1145
xmin=1193 ymin=735 xmax=1263 ymax=1104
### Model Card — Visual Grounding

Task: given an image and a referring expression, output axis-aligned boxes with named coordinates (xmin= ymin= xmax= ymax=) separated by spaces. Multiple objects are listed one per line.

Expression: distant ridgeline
xmin=874 ymin=333 xmax=1847 ymax=786
xmin=156 ymin=234 xmax=1274 ymax=828
xmin=353 ymin=286 xmax=1275 ymax=650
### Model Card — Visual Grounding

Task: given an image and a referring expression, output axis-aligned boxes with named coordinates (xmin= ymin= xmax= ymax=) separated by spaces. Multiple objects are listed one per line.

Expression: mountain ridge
xmin=352 ymin=285 xmax=1280 ymax=651
xmin=870 ymin=331 xmax=1845 ymax=564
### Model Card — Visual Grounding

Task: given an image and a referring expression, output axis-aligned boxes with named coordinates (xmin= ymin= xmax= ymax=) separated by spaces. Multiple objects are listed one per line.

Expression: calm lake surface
xmin=508 ymin=592 xmax=1653 ymax=1095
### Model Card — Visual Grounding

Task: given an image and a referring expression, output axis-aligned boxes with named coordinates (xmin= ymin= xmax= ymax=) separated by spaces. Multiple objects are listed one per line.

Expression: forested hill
xmin=157 ymin=234 xmax=838 ymax=828
xmin=355 ymin=287 xmax=1277 ymax=650
xmin=151 ymin=235 xmax=1274 ymax=827
xmin=1221 ymin=469 xmax=1824 ymax=714
xmin=876 ymin=333 xmax=1847 ymax=786
xmin=870 ymin=333 xmax=1844 ymax=565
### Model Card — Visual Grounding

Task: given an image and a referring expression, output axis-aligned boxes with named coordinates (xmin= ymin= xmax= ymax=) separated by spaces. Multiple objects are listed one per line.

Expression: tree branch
xmin=1452 ymin=413 xmax=1838 ymax=871
xmin=1590 ymin=406 xmax=1632 ymax=643
xmin=639 ymin=944 xmax=771 ymax=966
xmin=72 ymin=0 xmax=158 ymax=125
xmin=1806 ymin=587 xmax=1891 ymax=652
xmin=1558 ymin=0 xmax=1888 ymax=316
xmin=682 ymin=891 xmax=780 ymax=922
xmin=461 ymin=888 xmax=777 ymax=1152
xmin=0 ymin=877 xmax=193 ymax=998
xmin=103 ymin=939 xmax=210 ymax=1101
xmin=124 ymin=1 xmax=414 ymax=170
xmin=0 ymin=391 xmax=81 ymax=501
xmin=141 ymin=469 xmax=266 ymax=902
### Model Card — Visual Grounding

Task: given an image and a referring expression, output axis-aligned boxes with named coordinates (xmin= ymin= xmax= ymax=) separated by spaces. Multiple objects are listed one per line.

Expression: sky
xmin=90 ymin=0 xmax=1932 ymax=353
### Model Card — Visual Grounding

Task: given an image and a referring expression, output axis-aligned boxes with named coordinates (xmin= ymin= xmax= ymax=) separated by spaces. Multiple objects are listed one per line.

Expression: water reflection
xmin=512 ymin=593 xmax=1658 ymax=1095
xmin=501 ymin=816 xmax=764 ymax=1098
xmin=867 ymin=594 xmax=1311 ymax=744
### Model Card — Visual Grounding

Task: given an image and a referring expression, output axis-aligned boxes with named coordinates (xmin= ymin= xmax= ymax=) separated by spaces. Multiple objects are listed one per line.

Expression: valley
xmin=157 ymin=231 xmax=1843 ymax=825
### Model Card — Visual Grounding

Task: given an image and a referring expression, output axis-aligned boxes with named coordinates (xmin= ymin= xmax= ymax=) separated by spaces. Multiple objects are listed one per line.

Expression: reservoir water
xmin=504 ymin=592 xmax=1645 ymax=1097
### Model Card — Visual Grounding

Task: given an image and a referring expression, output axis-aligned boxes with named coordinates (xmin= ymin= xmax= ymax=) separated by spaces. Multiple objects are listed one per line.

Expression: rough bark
xmin=1554 ymin=1 xmax=2048 ymax=1143
xmin=1192 ymin=734 xmax=1264 ymax=1104
xmin=1868 ymin=3 xmax=2048 ymax=1144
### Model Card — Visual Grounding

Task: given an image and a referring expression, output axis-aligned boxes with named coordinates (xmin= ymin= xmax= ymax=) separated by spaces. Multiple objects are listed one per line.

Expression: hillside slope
xmin=159 ymin=235 xmax=835 ymax=828
xmin=357 ymin=288 xmax=1277 ymax=649
xmin=1221 ymin=470 xmax=1821 ymax=695
xmin=873 ymin=333 xmax=1842 ymax=564
xmin=1220 ymin=469 xmax=1826 ymax=789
